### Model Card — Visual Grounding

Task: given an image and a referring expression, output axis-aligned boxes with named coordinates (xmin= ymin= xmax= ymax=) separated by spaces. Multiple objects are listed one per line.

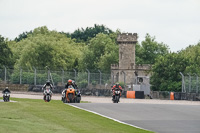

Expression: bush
xmin=11 ymin=71 xmax=35 ymax=84
xmin=91 ymin=80 xmax=97 ymax=85
xmin=10 ymin=71 xmax=62 ymax=85
xmin=78 ymin=79 xmax=88 ymax=88
xmin=75 ymin=72 xmax=88 ymax=88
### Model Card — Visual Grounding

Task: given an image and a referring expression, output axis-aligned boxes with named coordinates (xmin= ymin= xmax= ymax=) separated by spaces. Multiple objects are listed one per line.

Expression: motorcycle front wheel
xmin=68 ymin=93 xmax=74 ymax=103
xmin=45 ymin=95 xmax=51 ymax=102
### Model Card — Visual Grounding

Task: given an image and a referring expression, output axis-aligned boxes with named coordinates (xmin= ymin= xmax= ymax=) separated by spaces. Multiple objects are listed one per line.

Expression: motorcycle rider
xmin=2 ymin=87 xmax=11 ymax=94
xmin=2 ymin=87 xmax=11 ymax=99
xmin=42 ymin=81 xmax=53 ymax=100
xmin=71 ymin=79 xmax=81 ymax=99
xmin=65 ymin=79 xmax=78 ymax=89
xmin=112 ymin=83 xmax=123 ymax=100
xmin=62 ymin=79 xmax=78 ymax=101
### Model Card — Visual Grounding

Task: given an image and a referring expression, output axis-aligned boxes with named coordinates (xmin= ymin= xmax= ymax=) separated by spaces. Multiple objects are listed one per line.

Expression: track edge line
xmin=68 ymin=104 xmax=152 ymax=132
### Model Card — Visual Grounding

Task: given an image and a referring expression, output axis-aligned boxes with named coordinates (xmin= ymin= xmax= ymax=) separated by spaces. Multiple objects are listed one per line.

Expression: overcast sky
xmin=0 ymin=0 xmax=200 ymax=52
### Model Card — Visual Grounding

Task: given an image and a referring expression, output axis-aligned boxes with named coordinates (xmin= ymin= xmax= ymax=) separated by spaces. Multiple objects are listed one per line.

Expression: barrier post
xmin=170 ymin=92 xmax=174 ymax=100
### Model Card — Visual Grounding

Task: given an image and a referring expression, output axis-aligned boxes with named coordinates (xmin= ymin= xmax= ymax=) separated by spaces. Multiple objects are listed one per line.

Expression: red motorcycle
xmin=112 ymin=88 xmax=121 ymax=103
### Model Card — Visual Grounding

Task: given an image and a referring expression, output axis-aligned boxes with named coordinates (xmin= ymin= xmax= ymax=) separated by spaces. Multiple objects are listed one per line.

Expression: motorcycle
xmin=43 ymin=88 xmax=52 ymax=102
xmin=62 ymin=87 xmax=81 ymax=103
xmin=112 ymin=88 xmax=121 ymax=103
xmin=3 ymin=91 xmax=10 ymax=102
xmin=62 ymin=85 xmax=75 ymax=103
xmin=75 ymin=89 xmax=81 ymax=103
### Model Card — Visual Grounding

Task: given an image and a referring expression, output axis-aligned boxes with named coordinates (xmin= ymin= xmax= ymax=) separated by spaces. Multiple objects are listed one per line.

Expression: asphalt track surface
xmin=70 ymin=102 xmax=200 ymax=133
xmin=2 ymin=92 xmax=200 ymax=133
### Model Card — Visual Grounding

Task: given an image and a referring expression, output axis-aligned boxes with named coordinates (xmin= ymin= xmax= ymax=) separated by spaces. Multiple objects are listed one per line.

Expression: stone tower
xmin=111 ymin=33 xmax=151 ymax=88
xmin=117 ymin=33 xmax=137 ymax=83
xmin=111 ymin=33 xmax=137 ymax=85
xmin=117 ymin=33 xmax=137 ymax=70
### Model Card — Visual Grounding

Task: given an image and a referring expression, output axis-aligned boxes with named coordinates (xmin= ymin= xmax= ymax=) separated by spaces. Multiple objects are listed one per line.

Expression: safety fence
xmin=180 ymin=72 xmax=200 ymax=93
xmin=0 ymin=68 xmax=112 ymax=89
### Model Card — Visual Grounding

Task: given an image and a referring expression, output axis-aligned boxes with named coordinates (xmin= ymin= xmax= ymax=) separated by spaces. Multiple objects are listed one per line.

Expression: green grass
xmin=0 ymin=98 xmax=154 ymax=133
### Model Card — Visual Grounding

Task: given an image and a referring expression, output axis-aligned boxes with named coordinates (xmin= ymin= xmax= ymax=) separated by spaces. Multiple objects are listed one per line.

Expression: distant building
xmin=111 ymin=33 xmax=151 ymax=90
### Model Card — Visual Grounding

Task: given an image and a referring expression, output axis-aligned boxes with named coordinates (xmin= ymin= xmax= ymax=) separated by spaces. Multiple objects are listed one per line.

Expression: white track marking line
xmin=68 ymin=104 xmax=152 ymax=132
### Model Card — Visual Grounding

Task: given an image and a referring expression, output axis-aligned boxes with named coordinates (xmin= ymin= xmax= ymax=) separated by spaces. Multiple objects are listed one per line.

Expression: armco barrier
xmin=159 ymin=91 xmax=170 ymax=100
xmin=135 ymin=91 xmax=145 ymax=99
xmin=174 ymin=92 xmax=187 ymax=100
xmin=151 ymin=91 xmax=159 ymax=99
xmin=174 ymin=92 xmax=181 ymax=100
xmin=187 ymin=93 xmax=197 ymax=101
xmin=170 ymin=92 xmax=200 ymax=101
xmin=180 ymin=93 xmax=187 ymax=100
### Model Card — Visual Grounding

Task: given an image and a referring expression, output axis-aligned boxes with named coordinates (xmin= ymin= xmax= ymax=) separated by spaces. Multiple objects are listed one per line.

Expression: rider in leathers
xmin=62 ymin=79 xmax=78 ymax=101
xmin=42 ymin=81 xmax=53 ymax=100
xmin=2 ymin=87 xmax=11 ymax=100
xmin=2 ymin=87 xmax=11 ymax=94
xmin=112 ymin=83 xmax=123 ymax=100
xmin=65 ymin=79 xmax=78 ymax=89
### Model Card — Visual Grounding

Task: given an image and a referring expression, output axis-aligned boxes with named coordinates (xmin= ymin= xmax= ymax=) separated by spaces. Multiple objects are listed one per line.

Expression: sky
xmin=0 ymin=0 xmax=200 ymax=52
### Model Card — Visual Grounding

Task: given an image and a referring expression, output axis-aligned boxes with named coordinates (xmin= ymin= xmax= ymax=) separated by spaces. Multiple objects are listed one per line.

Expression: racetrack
xmin=8 ymin=91 xmax=200 ymax=105
xmin=6 ymin=91 xmax=200 ymax=133
xmin=70 ymin=103 xmax=200 ymax=133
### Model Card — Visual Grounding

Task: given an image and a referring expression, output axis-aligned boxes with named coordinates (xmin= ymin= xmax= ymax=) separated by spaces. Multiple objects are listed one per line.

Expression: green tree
xmin=178 ymin=42 xmax=200 ymax=74
xmin=78 ymin=33 xmax=118 ymax=73
xmin=150 ymin=53 xmax=190 ymax=92
xmin=69 ymin=24 xmax=113 ymax=43
xmin=11 ymin=26 xmax=83 ymax=70
xmin=136 ymin=34 xmax=169 ymax=64
xmin=14 ymin=31 xmax=33 ymax=42
xmin=150 ymin=41 xmax=200 ymax=92
xmin=0 ymin=35 xmax=14 ymax=68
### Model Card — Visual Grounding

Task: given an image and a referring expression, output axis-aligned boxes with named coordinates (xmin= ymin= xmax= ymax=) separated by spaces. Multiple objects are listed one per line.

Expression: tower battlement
xmin=117 ymin=33 xmax=138 ymax=43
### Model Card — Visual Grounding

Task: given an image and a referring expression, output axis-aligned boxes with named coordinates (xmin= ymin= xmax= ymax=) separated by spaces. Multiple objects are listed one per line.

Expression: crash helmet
xmin=115 ymin=83 xmax=120 ymax=88
xmin=68 ymin=79 xmax=72 ymax=84
xmin=46 ymin=81 xmax=50 ymax=85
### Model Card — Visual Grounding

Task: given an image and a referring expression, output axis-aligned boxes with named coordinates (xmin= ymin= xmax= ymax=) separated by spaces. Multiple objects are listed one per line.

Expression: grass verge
xmin=0 ymin=98 xmax=153 ymax=133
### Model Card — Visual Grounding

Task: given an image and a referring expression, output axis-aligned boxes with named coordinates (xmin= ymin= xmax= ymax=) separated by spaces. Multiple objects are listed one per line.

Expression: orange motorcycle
xmin=62 ymin=85 xmax=75 ymax=103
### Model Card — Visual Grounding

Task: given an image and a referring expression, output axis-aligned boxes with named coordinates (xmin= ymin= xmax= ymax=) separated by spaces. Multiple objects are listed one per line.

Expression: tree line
xmin=0 ymin=24 xmax=200 ymax=92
